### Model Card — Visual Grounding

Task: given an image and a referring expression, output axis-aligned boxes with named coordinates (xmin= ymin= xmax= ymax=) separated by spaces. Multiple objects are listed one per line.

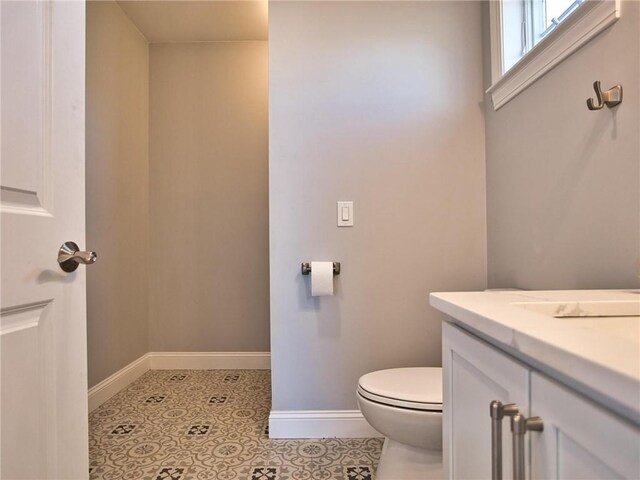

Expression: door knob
xmin=57 ymin=241 xmax=97 ymax=272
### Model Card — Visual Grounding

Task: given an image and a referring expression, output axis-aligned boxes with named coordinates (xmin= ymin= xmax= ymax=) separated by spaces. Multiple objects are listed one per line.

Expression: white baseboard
xmin=269 ymin=410 xmax=382 ymax=439
xmin=147 ymin=351 xmax=271 ymax=370
xmin=88 ymin=351 xmax=271 ymax=412
xmin=88 ymin=353 xmax=150 ymax=412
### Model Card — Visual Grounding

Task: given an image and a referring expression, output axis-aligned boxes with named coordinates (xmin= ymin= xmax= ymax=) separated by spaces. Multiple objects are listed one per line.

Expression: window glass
xmin=501 ymin=0 xmax=583 ymax=75
xmin=489 ymin=0 xmax=620 ymax=109
xmin=538 ymin=0 xmax=583 ymax=42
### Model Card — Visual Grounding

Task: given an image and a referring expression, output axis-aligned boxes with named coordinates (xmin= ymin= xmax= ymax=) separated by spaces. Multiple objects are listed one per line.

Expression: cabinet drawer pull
xmin=511 ymin=414 xmax=544 ymax=480
xmin=490 ymin=400 xmax=519 ymax=480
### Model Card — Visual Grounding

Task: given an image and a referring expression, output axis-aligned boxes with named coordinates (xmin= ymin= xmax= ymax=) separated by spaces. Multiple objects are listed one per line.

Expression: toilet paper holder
xmin=301 ymin=262 xmax=341 ymax=276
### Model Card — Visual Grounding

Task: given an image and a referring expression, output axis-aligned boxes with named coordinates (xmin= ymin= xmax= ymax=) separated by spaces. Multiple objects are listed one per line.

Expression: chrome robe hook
xmin=587 ymin=80 xmax=623 ymax=110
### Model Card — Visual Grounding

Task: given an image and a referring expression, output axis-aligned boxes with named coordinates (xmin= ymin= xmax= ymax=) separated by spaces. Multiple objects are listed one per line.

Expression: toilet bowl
xmin=357 ymin=367 xmax=443 ymax=480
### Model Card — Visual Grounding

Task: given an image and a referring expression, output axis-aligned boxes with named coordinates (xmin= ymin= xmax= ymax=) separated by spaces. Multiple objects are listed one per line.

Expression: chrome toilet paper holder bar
xmin=301 ymin=262 xmax=341 ymax=276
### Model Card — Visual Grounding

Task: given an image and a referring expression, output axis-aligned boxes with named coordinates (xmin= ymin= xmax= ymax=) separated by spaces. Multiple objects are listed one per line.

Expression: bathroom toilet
xmin=357 ymin=367 xmax=443 ymax=480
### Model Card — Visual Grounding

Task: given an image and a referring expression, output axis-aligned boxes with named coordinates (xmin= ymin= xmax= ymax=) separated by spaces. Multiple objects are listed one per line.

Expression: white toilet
xmin=357 ymin=367 xmax=443 ymax=480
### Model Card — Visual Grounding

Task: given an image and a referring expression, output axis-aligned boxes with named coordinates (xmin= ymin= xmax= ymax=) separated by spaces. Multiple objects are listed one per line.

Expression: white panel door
xmin=1 ymin=1 xmax=89 ymax=478
xmin=442 ymin=322 xmax=530 ymax=480
xmin=531 ymin=373 xmax=640 ymax=480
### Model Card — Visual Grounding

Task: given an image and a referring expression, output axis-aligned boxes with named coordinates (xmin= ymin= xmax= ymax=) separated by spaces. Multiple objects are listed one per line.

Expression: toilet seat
xmin=357 ymin=367 xmax=442 ymax=412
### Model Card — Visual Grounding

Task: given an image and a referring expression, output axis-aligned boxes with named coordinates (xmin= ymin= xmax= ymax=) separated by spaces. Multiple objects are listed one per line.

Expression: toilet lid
xmin=357 ymin=367 xmax=442 ymax=411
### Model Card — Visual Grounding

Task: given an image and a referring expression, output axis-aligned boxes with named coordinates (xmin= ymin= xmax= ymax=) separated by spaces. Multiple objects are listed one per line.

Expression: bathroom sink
xmin=511 ymin=300 xmax=640 ymax=318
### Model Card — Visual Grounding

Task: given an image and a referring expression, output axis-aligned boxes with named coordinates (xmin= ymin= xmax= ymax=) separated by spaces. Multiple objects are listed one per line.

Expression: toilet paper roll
xmin=311 ymin=261 xmax=334 ymax=296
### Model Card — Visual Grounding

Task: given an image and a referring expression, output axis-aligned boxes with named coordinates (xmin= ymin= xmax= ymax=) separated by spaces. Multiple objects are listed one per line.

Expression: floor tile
xmin=89 ymin=370 xmax=382 ymax=479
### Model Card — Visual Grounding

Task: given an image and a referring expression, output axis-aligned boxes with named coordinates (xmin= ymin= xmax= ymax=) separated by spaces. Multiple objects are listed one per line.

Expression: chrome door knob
xmin=57 ymin=241 xmax=97 ymax=272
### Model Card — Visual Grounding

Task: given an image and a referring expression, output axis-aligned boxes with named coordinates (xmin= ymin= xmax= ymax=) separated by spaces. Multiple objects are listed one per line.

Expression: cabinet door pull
xmin=490 ymin=400 xmax=519 ymax=480
xmin=511 ymin=414 xmax=544 ymax=480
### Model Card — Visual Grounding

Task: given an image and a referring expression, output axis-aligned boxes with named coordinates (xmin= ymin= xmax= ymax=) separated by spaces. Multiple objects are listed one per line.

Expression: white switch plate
xmin=337 ymin=201 xmax=354 ymax=227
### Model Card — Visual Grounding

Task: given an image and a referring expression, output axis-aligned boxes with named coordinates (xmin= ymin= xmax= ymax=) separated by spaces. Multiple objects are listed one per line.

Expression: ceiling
xmin=116 ymin=1 xmax=268 ymax=43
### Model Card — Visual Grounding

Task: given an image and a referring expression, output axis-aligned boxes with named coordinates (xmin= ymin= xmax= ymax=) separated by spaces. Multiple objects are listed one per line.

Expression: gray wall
xmin=87 ymin=6 xmax=269 ymax=386
xmin=86 ymin=1 xmax=149 ymax=388
xmin=269 ymin=1 xmax=487 ymax=411
xmin=485 ymin=1 xmax=640 ymax=289
xmin=149 ymin=42 xmax=270 ymax=352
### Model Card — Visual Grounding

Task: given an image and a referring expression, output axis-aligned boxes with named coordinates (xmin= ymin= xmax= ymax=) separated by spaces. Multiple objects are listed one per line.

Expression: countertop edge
xmin=429 ymin=291 xmax=640 ymax=426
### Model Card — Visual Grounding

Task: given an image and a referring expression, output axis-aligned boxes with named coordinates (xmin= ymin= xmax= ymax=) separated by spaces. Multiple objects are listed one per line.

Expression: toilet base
xmin=375 ymin=437 xmax=443 ymax=480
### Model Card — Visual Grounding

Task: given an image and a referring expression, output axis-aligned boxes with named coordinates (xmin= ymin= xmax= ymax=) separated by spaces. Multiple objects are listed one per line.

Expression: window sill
xmin=487 ymin=0 xmax=620 ymax=111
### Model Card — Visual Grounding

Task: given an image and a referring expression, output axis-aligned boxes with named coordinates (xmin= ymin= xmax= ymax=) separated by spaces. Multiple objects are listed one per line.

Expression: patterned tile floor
xmin=89 ymin=370 xmax=383 ymax=480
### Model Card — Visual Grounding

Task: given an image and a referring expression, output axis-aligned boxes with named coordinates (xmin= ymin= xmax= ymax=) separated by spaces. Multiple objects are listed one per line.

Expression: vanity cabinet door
xmin=443 ymin=322 xmax=530 ymax=480
xmin=530 ymin=373 xmax=640 ymax=480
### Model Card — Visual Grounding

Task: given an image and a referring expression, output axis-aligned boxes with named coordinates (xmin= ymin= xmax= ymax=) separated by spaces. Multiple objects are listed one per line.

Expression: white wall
xmin=485 ymin=1 xmax=640 ymax=289
xmin=149 ymin=42 xmax=270 ymax=352
xmin=269 ymin=1 xmax=487 ymax=412
xmin=86 ymin=0 xmax=150 ymax=388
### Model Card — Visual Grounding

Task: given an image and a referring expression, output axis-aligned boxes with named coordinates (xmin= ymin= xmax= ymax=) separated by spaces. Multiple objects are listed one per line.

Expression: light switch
xmin=337 ymin=201 xmax=354 ymax=227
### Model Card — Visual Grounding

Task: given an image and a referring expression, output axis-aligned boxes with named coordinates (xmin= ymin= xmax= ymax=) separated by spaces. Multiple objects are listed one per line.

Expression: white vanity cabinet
xmin=530 ymin=373 xmax=639 ymax=479
xmin=443 ymin=321 xmax=640 ymax=480
xmin=442 ymin=322 xmax=529 ymax=479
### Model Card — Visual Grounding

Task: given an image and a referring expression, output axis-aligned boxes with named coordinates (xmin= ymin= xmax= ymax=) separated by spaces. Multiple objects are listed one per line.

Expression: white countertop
xmin=430 ymin=289 xmax=640 ymax=424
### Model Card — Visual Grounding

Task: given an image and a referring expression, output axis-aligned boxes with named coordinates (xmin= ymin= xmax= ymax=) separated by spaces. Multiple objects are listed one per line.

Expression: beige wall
xmin=485 ymin=1 xmax=640 ymax=289
xmin=86 ymin=1 xmax=149 ymax=388
xmin=149 ymin=42 xmax=270 ymax=352
xmin=269 ymin=1 xmax=487 ymax=411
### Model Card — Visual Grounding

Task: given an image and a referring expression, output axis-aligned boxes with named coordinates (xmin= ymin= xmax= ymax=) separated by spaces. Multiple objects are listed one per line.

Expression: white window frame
xmin=487 ymin=0 xmax=620 ymax=110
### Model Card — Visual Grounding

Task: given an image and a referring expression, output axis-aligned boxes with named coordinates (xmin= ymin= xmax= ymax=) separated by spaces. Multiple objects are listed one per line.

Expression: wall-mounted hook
xmin=587 ymin=80 xmax=623 ymax=110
